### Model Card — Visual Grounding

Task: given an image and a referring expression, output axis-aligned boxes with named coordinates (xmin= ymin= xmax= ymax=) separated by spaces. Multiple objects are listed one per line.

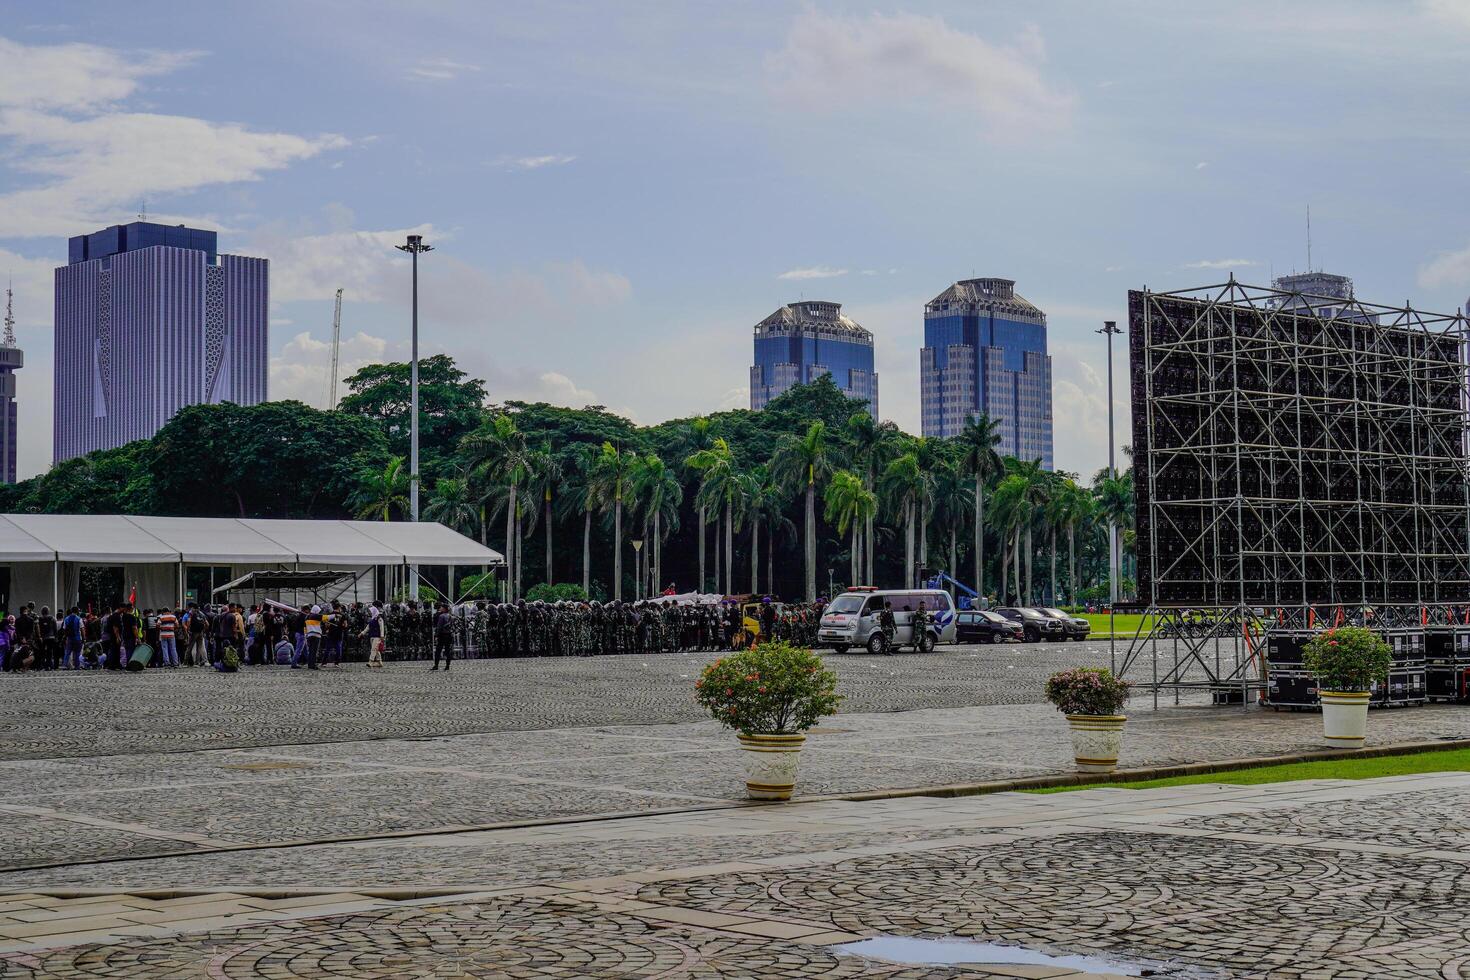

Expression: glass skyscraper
xmin=750 ymin=300 xmax=877 ymax=417
xmin=920 ymin=277 xmax=1053 ymax=469
xmin=54 ymin=222 xmax=268 ymax=463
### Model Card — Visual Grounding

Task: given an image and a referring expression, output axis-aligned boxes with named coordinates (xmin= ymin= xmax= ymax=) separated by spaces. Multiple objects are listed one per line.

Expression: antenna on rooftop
xmin=1306 ymin=205 xmax=1312 ymax=273
xmin=3 ymin=276 xmax=16 ymax=348
xmin=138 ymin=199 xmax=147 ymax=222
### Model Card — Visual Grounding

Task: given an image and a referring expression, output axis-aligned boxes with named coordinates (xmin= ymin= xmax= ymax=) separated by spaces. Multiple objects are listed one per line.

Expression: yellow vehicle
xmin=738 ymin=601 xmax=785 ymax=647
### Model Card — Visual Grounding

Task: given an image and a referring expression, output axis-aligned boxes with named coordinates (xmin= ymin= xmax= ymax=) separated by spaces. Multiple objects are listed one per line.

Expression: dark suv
xmin=994 ymin=607 xmax=1067 ymax=643
xmin=1038 ymin=607 xmax=1091 ymax=641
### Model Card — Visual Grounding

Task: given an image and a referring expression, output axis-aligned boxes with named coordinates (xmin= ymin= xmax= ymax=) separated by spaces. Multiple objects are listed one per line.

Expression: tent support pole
xmin=178 ymin=561 xmax=185 ymax=609
xmin=52 ymin=559 xmax=58 ymax=612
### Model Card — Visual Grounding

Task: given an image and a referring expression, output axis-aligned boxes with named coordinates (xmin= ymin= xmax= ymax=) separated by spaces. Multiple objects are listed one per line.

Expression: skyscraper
xmin=750 ymin=300 xmax=877 ymax=417
xmin=54 ymin=222 xmax=268 ymax=462
xmin=920 ymin=277 xmax=1053 ymax=468
xmin=0 ymin=282 xmax=21 ymax=484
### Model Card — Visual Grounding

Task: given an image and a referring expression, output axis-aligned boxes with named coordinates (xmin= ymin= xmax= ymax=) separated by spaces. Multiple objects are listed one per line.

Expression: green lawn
xmin=1078 ymin=612 xmax=1157 ymax=636
xmin=1028 ymin=746 xmax=1470 ymax=793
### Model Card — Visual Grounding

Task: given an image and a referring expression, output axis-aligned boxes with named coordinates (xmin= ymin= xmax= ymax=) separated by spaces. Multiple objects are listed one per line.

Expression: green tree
xmin=557 ymin=443 xmax=602 ymax=596
xmin=633 ymin=454 xmax=682 ymax=596
xmin=423 ymin=475 xmax=477 ymax=536
xmin=823 ymin=470 xmax=876 ymax=590
xmin=350 ymin=456 xmax=410 ymax=521
xmin=338 ymin=355 xmax=488 ymax=480
xmin=771 ymin=421 xmax=836 ymax=602
xmin=522 ymin=446 xmax=563 ymax=588
xmin=740 ymin=465 xmax=791 ymax=595
xmin=461 ymin=414 xmax=532 ymax=598
xmin=687 ymin=437 xmax=742 ymax=596
xmin=588 ymin=442 xmax=637 ymax=601
xmin=929 ymin=461 xmax=972 ymax=589
xmin=844 ymin=411 xmax=901 ymax=584
xmin=880 ymin=452 xmax=925 ymax=588
xmin=955 ymin=413 xmax=1005 ymax=598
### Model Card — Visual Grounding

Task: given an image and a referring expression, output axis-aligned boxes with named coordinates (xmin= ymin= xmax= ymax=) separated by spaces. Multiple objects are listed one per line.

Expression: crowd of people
xmin=0 ymin=597 xmax=829 ymax=673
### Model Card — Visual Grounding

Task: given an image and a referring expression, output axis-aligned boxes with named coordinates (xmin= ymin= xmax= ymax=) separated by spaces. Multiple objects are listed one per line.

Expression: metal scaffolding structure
xmin=1114 ymin=279 xmax=1470 ymax=700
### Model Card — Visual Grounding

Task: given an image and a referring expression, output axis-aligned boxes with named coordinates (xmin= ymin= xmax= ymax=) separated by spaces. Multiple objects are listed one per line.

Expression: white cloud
xmin=767 ymin=11 xmax=1072 ymax=133
xmin=493 ymin=154 xmax=576 ymax=170
xmin=0 ymin=35 xmax=346 ymax=238
xmin=0 ymin=34 xmax=199 ymax=112
xmin=270 ymin=330 xmax=390 ymax=409
xmin=259 ymin=224 xmax=631 ymax=326
xmin=1195 ymin=161 xmax=1209 ymax=170
xmin=1423 ymin=0 xmax=1470 ymax=29
xmin=777 ymin=265 xmax=848 ymax=281
xmin=1184 ymin=258 xmax=1259 ymax=269
xmin=1418 ymin=244 xmax=1470 ymax=289
xmin=406 ymin=58 xmax=481 ymax=81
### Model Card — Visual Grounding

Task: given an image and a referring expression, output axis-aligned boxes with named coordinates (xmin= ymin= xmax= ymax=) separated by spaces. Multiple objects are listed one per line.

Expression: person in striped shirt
xmin=157 ymin=608 xmax=180 ymax=668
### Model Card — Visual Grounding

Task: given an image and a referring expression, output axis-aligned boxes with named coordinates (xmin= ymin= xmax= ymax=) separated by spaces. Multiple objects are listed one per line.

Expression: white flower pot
xmin=737 ymin=733 xmax=806 ymax=800
xmin=1319 ymin=690 xmax=1370 ymax=748
xmin=1066 ymin=714 xmax=1126 ymax=773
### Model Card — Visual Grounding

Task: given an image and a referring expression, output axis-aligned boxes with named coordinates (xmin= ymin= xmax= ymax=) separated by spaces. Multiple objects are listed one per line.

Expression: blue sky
xmin=2 ymin=0 xmax=1470 ymax=480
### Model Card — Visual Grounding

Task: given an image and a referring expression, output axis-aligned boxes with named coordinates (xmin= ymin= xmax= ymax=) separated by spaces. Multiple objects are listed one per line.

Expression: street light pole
xmin=1098 ymin=320 xmax=1122 ymax=606
xmin=395 ymin=233 xmax=433 ymax=597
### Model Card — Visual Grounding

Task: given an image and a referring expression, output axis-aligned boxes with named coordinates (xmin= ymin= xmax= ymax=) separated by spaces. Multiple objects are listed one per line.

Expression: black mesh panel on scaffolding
xmin=1128 ymin=282 xmax=1470 ymax=610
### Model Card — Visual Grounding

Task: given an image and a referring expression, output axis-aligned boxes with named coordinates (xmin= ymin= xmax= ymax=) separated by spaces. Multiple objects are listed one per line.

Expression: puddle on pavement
xmin=833 ymin=935 xmax=1167 ymax=976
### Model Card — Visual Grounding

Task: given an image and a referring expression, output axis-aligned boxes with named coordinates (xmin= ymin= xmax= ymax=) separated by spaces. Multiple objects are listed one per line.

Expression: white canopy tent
xmin=0 ymin=515 xmax=503 ymax=612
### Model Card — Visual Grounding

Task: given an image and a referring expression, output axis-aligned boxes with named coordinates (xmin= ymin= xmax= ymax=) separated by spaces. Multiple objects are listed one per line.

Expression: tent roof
xmin=126 ymin=516 xmax=287 ymax=564
xmin=346 ymin=521 xmax=498 ymax=566
xmin=0 ymin=517 xmax=55 ymax=562
xmin=5 ymin=514 xmax=178 ymax=563
xmin=0 ymin=515 xmax=503 ymax=566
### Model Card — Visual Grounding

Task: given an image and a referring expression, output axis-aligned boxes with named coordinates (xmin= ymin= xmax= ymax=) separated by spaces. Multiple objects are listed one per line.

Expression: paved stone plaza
xmin=3 ymin=646 xmax=1470 ymax=977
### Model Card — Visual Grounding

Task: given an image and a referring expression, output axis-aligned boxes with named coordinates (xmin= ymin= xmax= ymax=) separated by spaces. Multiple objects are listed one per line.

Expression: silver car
xmin=819 ymin=589 xmax=958 ymax=654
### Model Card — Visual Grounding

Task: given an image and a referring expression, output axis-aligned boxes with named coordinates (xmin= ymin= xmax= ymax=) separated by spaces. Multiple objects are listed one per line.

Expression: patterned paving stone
xmin=0 ymin=896 xmax=1004 ymax=979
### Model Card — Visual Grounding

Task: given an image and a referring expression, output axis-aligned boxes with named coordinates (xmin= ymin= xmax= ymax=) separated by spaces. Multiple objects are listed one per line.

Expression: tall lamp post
xmin=1097 ymin=320 xmax=1122 ymax=607
xmin=396 ymin=233 xmax=433 ymax=597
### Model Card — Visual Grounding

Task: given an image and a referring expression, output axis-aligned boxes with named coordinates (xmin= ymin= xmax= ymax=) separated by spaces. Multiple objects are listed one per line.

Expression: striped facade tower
xmin=54 ymin=222 xmax=268 ymax=463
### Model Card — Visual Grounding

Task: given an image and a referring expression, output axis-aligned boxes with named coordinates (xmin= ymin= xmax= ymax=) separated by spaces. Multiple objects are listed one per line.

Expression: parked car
xmin=994 ymin=607 xmax=1067 ymax=643
xmin=1038 ymin=607 xmax=1091 ymax=641
xmin=955 ymin=610 xmax=1025 ymax=644
xmin=819 ymin=589 xmax=957 ymax=654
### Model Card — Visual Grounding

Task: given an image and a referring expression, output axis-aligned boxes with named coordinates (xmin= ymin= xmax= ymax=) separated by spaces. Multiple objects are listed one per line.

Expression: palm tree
xmin=1041 ymin=474 xmax=1078 ymax=605
xmin=844 ymin=411 xmax=900 ymax=583
xmin=461 ymin=414 xmax=531 ymax=598
xmin=742 ymin=465 xmax=790 ymax=595
xmin=879 ymin=453 xmax=925 ymax=589
xmin=955 ymin=413 xmax=1005 ymax=600
xmin=911 ymin=436 xmax=944 ymax=572
xmin=771 ymin=421 xmax=836 ymax=601
xmin=423 ymin=474 xmax=477 ymax=536
xmin=929 ymin=462 xmax=971 ymax=594
xmin=633 ymin=454 xmax=682 ymax=596
xmin=681 ymin=417 xmax=715 ymax=591
xmin=824 ymin=470 xmax=876 ymax=589
xmin=556 ymin=443 xmax=601 ymax=596
xmin=349 ymin=456 xmax=409 ymax=522
xmin=687 ymin=438 xmax=742 ymax=595
xmin=522 ymin=446 xmax=562 ymax=587
xmin=1055 ymin=479 xmax=1094 ymax=604
xmin=989 ymin=472 xmax=1028 ymax=603
xmin=1013 ymin=458 xmax=1050 ymax=604
xmin=587 ymin=442 xmax=637 ymax=601
xmin=1095 ymin=470 xmax=1134 ymax=603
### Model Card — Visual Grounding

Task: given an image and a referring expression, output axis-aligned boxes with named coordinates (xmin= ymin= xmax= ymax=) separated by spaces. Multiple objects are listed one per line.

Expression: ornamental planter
xmin=1066 ymin=714 xmax=1127 ymax=773
xmin=1319 ymin=690 xmax=1370 ymax=748
xmin=737 ymin=733 xmax=806 ymax=800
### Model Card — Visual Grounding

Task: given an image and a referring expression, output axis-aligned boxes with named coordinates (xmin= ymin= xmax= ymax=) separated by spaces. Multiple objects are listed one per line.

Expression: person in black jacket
xmin=431 ymin=602 xmax=455 ymax=671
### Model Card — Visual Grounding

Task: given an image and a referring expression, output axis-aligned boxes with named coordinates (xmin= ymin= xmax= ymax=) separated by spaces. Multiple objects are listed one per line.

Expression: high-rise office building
xmin=54 ymin=222 xmax=268 ymax=462
xmin=0 ymin=282 xmax=22 ymax=483
xmin=920 ymin=277 xmax=1053 ymax=468
xmin=750 ymin=300 xmax=878 ymax=417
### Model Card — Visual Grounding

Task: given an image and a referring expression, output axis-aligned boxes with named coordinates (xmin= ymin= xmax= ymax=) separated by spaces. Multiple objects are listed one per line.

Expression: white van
xmin=818 ymin=589 xmax=957 ymax=654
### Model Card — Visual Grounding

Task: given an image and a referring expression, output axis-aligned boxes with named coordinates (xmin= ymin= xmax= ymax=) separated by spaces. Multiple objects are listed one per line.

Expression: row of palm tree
xmin=353 ymin=409 xmax=1137 ymax=605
